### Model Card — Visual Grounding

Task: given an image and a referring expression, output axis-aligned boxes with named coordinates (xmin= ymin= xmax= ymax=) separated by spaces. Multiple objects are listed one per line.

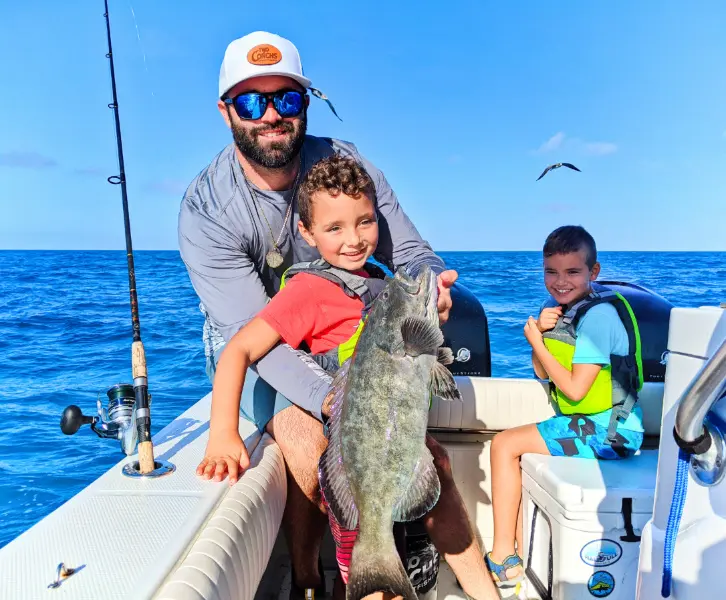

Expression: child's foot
xmin=485 ymin=552 xmax=524 ymax=586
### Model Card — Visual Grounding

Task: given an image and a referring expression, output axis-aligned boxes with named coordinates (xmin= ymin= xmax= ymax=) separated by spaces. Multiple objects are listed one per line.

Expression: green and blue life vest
xmin=542 ymin=283 xmax=644 ymax=445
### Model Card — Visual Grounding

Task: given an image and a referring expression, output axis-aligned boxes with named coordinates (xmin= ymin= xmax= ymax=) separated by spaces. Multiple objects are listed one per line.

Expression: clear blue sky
xmin=1 ymin=1 xmax=724 ymax=251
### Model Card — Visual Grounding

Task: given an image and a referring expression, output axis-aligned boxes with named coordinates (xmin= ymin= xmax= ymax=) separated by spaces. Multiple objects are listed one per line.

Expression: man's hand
xmin=197 ymin=429 xmax=250 ymax=486
xmin=437 ymin=270 xmax=458 ymax=325
xmin=321 ymin=388 xmax=336 ymax=420
xmin=536 ymin=306 xmax=562 ymax=332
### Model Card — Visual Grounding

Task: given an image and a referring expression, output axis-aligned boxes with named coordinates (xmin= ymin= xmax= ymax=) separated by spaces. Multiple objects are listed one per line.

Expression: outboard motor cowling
xmin=442 ymin=283 xmax=492 ymax=377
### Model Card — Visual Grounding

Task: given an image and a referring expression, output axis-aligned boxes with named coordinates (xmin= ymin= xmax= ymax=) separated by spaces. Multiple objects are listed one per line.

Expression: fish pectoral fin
xmin=437 ymin=347 xmax=454 ymax=365
xmin=392 ymin=448 xmax=441 ymax=522
xmin=401 ymin=316 xmax=444 ymax=356
xmin=430 ymin=361 xmax=462 ymax=402
xmin=319 ymin=444 xmax=359 ymax=530
xmin=318 ymin=359 xmax=359 ymax=530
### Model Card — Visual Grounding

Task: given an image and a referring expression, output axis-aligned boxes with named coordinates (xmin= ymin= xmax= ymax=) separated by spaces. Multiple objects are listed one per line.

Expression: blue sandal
xmin=485 ymin=552 xmax=524 ymax=585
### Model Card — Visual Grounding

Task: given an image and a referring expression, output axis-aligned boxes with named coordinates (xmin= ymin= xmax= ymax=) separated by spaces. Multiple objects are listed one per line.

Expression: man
xmin=179 ymin=31 xmax=497 ymax=600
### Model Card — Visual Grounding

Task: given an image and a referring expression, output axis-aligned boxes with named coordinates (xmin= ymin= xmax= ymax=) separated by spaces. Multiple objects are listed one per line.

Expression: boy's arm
xmin=210 ymin=318 xmax=283 ymax=435
xmin=531 ymin=305 xmax=562 ymax=380
xmin=198 ymin=318 xmax=282 ymax=485
xmin=525 ymin=317 xmax=602 ymax=401
xmin=531 ymin=342 xmax=602 ymax=401
xmin=532 ymin=351 xmax=548 ymax=380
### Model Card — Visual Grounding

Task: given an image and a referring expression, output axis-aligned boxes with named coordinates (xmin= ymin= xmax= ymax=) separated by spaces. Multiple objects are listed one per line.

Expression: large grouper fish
xmin=319 ymin=265 xmax=461 ymax=600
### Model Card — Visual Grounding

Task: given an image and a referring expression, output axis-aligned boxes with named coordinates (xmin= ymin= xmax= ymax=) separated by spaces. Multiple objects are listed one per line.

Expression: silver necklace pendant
xmin=266 ymin=248 xmax=284 ymax=269
xmin=242 ymin=153 xmax=303 ymax=272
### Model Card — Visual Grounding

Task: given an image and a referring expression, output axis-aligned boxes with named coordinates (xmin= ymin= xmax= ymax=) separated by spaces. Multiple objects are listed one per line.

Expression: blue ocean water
xmin=1 ymin=250 xmax=724 ymax=548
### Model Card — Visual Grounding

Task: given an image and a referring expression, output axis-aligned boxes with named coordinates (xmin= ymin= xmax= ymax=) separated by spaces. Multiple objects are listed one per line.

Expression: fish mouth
xmin=393 ymin=266 xmax=438 ymax=320
xmin=407 ymin=265 xmax=438 ymax=322
xmin=394 ymin=267 xmax=421 ymax=295
xmin=420 ymin=267 xmax=438 ymax=323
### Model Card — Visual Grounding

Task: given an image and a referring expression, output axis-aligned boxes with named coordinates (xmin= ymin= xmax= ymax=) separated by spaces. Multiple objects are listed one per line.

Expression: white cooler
xmin=521 ymin=450 xmax=658 ymax=599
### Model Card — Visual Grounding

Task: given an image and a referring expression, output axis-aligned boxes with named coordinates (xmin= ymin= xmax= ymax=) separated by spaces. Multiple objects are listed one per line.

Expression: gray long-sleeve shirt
xmin=178 ymin=135 xmax=445 ymax=421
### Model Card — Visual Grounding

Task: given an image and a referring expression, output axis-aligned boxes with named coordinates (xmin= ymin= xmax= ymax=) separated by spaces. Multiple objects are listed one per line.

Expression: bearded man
xmin=179 ymin=31 xmax=496 ymax=600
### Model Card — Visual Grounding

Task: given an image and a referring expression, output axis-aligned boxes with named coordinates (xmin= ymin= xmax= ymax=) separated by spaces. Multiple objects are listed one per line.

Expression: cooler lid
xmin=522 ymin=449 xmax=658 ymax=514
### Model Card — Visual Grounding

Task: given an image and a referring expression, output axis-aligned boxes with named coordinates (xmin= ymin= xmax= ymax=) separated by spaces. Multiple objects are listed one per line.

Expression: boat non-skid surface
xmin=0 ymin=395 xmax=286 ymax=600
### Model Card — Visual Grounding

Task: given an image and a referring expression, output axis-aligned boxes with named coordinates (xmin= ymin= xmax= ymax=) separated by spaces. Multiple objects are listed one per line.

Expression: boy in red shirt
xmin=197 ymin=155 xmax=497 ymax=600
xmin=197 ymin=154 xmax=382 ymax=591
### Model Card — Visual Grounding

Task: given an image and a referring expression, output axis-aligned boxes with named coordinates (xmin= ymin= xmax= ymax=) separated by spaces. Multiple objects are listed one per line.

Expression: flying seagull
xmin=536 ymin=162 xmax=581 ymax=181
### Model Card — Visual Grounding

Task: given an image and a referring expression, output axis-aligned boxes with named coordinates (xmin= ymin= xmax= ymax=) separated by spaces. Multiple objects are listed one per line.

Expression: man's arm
xmin=178 ymin=199 xmax=332 ymax=421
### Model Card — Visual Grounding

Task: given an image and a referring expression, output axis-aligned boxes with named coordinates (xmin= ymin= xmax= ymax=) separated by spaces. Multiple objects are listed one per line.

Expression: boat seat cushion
xmin=430 ymin=377 xmax=664 ymax=435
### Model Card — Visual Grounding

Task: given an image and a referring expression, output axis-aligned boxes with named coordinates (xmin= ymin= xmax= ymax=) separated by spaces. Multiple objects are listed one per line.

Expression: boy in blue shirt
xmin=485 ymin=225 xmax=644 ymax=588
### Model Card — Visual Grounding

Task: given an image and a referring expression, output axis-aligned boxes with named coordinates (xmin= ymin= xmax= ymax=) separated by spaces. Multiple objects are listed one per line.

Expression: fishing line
xmin=128 ymin=1 xmax=155 ymax=99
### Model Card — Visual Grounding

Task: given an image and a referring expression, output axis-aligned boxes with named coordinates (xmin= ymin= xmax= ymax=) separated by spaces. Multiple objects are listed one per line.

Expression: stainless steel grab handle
xmin=675 ymin=337 xmax=726 ymax=443
xmin=674 ymin=337 xmax=726 ymax=486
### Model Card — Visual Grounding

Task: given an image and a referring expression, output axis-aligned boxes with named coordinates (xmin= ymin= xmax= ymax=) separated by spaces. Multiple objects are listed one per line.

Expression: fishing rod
xmin=102 ymin=0 xmax=156 ymax=476
xmin=60 ymin=2 xmax=173 ymax=478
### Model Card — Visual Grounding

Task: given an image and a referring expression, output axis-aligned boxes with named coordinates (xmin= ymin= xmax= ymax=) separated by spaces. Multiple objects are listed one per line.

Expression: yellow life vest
xmin=542 ymin=283 xmax=643 ymax=445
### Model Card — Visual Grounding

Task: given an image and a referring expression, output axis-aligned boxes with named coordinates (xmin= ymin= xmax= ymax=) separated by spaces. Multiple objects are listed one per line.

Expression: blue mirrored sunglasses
xmin=224 ymin=89 xmax=305 ymax=120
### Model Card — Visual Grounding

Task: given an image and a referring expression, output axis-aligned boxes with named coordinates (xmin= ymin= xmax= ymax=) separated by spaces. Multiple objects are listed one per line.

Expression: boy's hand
xmin=536 ymin=306 xmax=562 ymax=332
xmin=437 ymin=270 xmax=458 ymax=325
xmin=524 ymin=316 xmax=545 ymax=347
xmin=197 ymin=429 xmax=250 ymax=486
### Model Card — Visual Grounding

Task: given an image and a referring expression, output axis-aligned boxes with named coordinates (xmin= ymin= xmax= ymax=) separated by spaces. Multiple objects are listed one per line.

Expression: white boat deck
xmin=0 ymin=394 xmax=287 ymax=600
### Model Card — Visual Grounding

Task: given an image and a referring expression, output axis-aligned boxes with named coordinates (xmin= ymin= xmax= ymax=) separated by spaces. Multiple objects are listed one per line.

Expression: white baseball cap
xmin=218 ymin=31 xmax=312 ymax=99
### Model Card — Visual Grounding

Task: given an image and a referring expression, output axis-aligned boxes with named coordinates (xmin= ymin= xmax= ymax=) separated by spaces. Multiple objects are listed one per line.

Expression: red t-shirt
xmin=258 ymin=272 xmax=367 ymax=354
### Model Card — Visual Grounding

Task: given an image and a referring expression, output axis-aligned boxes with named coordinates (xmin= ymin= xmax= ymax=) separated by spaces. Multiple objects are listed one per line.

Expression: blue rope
xmin=661 ymin=448 xmax=690 ymax=597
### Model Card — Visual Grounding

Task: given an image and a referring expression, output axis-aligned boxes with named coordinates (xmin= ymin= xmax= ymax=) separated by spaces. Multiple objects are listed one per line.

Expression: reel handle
xmin=60 ymin=405 xmax=96 ymax=435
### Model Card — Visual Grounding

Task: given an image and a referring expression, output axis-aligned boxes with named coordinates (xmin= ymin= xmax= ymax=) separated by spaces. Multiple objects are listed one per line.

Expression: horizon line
xmin=2 ymin=248 xmax=725 ymax=253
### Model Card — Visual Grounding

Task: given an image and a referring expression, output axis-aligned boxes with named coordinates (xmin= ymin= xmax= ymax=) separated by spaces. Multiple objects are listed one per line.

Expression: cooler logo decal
xmin=587 ymin=571 xmax=615 ymax=597
xmin=580 ymin=539 xmax=622 ymax=567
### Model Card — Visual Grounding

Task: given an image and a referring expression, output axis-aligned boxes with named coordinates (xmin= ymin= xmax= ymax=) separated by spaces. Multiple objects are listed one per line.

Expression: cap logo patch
xmin=247 ymin=44 xmax=282 ymax=66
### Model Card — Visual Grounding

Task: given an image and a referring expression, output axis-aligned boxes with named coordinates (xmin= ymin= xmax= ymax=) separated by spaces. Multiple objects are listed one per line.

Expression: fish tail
xmin=346 ymin=532 xmax=416 ymax=600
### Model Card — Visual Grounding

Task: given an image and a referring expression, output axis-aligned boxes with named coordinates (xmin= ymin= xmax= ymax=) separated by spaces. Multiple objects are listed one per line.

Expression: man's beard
xmin=231 ymin=109 xmax=307 ymax=169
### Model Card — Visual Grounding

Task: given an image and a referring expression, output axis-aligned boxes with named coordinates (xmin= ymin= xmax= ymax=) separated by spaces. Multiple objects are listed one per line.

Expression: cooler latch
xmin=619 ymin=498 xmax=642 ymax=542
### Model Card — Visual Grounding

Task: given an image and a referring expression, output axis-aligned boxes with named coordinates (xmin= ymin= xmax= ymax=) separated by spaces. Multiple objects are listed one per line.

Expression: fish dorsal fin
xmin=437 ymin=347 xmax=454 ymax=366
xmin=430 ymin=361 xmax=462 ymax=402
xmin=392 ymin=447 xmax=441 ymax=522
xmin=318 ymin=359 xmax=359 ymax=530
xmin=401 ymin=316 xmax=444 ymax=356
